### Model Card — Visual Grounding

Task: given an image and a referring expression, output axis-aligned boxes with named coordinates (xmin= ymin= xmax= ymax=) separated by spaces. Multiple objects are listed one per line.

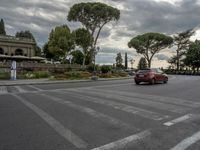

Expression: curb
xmin=0 ymin=76 xmax=133 ymax=86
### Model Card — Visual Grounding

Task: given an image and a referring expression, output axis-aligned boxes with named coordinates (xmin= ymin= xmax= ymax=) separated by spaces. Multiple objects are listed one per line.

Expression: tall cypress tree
xmin=125 ymin=52 xmax=128 ymax=69
xmin=0 ymin=19 xmax=6 ymax=35
xmin=137 ymin=57 xmax=147 ymax=69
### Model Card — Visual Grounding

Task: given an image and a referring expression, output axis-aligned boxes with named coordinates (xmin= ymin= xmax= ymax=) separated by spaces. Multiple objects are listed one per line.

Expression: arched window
xmin=0 ymin=48 xmax=4 ymax=55
xmin=15 ymin=49 xmax=24 ymax=56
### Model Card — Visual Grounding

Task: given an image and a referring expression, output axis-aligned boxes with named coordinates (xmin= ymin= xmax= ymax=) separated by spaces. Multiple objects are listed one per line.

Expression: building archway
xmin=0 ymin=47 xmax=4 ymax=55
xmin=15 ymin=49 xmax=24 ymax=56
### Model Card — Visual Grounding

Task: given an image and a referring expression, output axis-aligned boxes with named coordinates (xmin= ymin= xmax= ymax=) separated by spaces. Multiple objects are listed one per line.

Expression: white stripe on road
xmin=87 ymin=88 xmax=200 ymax=109
xmin=40 ymin=93 xmax=135 ymax=131
xmin=28 ymin=85 xmax=43 ymax=91
xmin=0 ymin=86 xmax=8 ymax=94
xmin=164 ymin=114 xmax=193 ymax=126
xmin=170 ymin=130 xmax=200 ymax=150
xmin=77 ymin=88 xmax=189 ymax=114
xmin=91 ymin=130 xmax=151 ymax=150
xmin=14 ymin=86 xmax=27 ymax=93
xmin=61 ymin=90 xmax=169 ymax=121
xmin=11 ymin=94 xmax=87 ymax=149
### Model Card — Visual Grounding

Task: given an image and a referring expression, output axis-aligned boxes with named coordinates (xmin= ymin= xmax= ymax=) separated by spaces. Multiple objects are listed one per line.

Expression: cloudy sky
xmin=1 ymin=0 xmax=200 ymax=68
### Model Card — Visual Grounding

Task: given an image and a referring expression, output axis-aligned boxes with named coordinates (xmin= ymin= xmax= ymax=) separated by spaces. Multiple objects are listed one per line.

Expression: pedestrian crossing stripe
xmin=0 ymin=86 xmax=8 ymax=94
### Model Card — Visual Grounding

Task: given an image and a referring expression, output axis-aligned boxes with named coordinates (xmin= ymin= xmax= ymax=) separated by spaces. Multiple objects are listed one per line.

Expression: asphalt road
xmin=1 ymin=75 xmax=200 ymax=150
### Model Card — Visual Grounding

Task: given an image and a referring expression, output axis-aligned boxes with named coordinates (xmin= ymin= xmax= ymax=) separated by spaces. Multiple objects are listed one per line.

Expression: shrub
xmin=98 ymin=73 xmax=113 ymax=78
xmin=25 ymin=73 xmax=35 ymax=79
xmin=101 ymin=65 xmax=111 ymax=73
xmin=86 ymin=65 xmax=100 ymax=73
xmin=79 ymin=72 xmax=91 ymax=78
xmin=117 ymin=71 xmax=128 ymax=77
xmin=0 ymin=72 xmax=10 ymax=80
xmin=33 ymin=71 xmax=50 ymax=78
xmin=54 ymin=71 xmax=91 ymax=80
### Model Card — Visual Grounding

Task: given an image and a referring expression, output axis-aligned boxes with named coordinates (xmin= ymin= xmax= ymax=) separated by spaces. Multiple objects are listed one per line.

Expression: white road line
xmin=40 ymin=93 xmax=136 ymax=131
xmin=0 ymin=86 xmax=8 ymax=94
xmin=163 ymin=114 xmax=193 ymax=126
xmin=28 ymin=85 xmax=43 ymax=91
xmin=14 ymin=86 xmax=27 ymax=93
xmin=169 ymin=76 xmax=176 ymax=80
xmin=91 ymin=130 xmax=151 ymax=150
xmin=77 ymin=88 xmax=189 ymax=114
xmin=60 ymin=90 xmax=169 ymax=121
xmin=170 ymin=130 xmax=200 ymax=150
xmin=11 ymin=94 xmax=88 ymax=149
xmin=88 ymin=88 xmax=200 ymax=108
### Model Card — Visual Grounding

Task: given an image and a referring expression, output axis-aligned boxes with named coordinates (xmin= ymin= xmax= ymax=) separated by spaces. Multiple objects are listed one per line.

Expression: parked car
xmin=134 ymin=68 xmax=168 ymax=85
xmin=124 ymin=69 xmax=136 ymax=76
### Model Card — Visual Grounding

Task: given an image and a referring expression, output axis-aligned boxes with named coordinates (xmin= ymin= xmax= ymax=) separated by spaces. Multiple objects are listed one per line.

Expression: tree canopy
xmin=43 ymin=43 xmax=54 ymax=60
xmin=48 ymin=25 xmax=75 ymax=61
xmin=15 ymin=30 xmax=35 ymax=41
xmin=128 ymin=32 xmax=173 ymax=68
xmin=138 ymin=57 xmax=147 ymax=69
xmin=0 ymin=19 xmax=6 ymax=35
xmin=68 ymin=2 xmax=120 ymax=64
xmin=72 ymin=28 xmax=91 ymax=66
xmin=116 ymin=52 xmax=123 ymax=68
xmin=184 ymin=40 xmax=200 ymax=71
xmin=173 ymin=29 xmax=194 ymax=70
xmin=70 ymin=50 xmax=84 ymax=65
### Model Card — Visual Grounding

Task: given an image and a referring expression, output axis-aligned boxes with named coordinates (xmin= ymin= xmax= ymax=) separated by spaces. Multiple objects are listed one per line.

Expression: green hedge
xmin=53 ymin=71 xmax=91 ymax=80
xmin=101 ymin=65 xmax=111 ymax=73
xmin=0 ymin=72 xmax=10 ymax=80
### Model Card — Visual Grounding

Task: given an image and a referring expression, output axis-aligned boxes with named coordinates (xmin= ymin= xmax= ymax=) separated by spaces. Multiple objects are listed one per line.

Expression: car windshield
xmin=138 ymin=69 xmax=151 ymax=73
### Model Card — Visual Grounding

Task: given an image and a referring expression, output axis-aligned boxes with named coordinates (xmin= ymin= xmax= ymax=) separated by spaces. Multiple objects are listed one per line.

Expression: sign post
xmin=11 ymin=60 xmax=16 ymax=80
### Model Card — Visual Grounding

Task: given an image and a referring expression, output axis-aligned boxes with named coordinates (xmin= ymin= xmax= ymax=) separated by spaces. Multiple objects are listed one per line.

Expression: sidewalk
xmin=0 ymin=76 xmax=133 ymax=86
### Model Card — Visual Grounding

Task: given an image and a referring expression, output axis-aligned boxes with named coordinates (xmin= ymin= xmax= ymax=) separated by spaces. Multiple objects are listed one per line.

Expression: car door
xmin=151 ymin=68 xmax=160 ymax=80
xmin=156 ymin=69 xmax=164 ymax=81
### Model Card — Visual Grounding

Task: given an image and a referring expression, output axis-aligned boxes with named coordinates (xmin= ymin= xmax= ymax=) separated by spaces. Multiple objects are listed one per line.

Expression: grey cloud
xmin=1 ymin=0 xmax=200 ymax=65
xmin=99 ymin=26 xmax=112 ymax=39
xmin=155 ymin=54 xmax=169 ymax=60
xmin=117 ymin=0 xmax=200 ymax=39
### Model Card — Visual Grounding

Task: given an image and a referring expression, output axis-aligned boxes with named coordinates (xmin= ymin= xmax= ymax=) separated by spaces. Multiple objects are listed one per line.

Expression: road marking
xmin=11 ymin=94 xmax=88 ymax=149
xmin=0 ymin=86 xmax=8 ymax=94
xmin=77 ymin=88 xmax=189 ymax=114
xmin=169 ymin=76 xmax=176 ymax=80
xmin=87 ymin=88 xmax=200 ymax=108
xmin=14 ymin=86 xmax=27 ymax=93
xmin=170 ymin=130 xmax=200 ymax=150
xmin=40 ymin=93 xmax=136 ymax=131
xmin=60 ymin=90 xmax=169 ymax=121
xmin=28 ymin=85 xmax=43 ymax=91
xmin=91 ymin=130 xmax=151 ymax=150
xmin=164 ymin=114 xmax=193 ymax=126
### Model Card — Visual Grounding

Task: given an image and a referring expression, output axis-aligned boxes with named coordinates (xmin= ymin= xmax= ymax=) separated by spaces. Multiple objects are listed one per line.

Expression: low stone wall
xmin=0 ymin=62 xmax=83 ymax=72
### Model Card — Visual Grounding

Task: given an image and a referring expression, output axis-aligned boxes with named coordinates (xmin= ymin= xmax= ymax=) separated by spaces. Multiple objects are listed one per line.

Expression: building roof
xmin=0 ymin=35 xmax=36 ymax=45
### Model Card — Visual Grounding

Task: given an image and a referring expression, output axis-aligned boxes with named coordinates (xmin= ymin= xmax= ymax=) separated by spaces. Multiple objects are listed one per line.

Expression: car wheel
xmin=163 ymin=77 xmax=168 ymax=83
xmin=135 ymin=81 xmax=140 ymax=85
xmin=150 ymin=78 xmax=155 ymax=85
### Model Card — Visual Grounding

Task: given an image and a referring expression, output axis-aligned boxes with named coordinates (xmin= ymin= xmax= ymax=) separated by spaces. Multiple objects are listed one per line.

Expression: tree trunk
xmin=82 ymin=56 xmax=86 ymax=67
xmin=147 ymin=59 xmax=151 ymax=68
xmin=89 ymin=46 xmax=94 ymax=65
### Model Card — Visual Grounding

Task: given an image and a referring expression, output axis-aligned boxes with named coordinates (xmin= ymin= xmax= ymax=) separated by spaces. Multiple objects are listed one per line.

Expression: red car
xmin=134 ymin=68 xmax=168 ymax=85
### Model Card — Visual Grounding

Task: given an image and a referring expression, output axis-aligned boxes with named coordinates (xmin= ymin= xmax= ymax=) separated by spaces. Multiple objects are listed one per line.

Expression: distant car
xmin=134 ymin=68 xmax=168 ymax=85
xmin=124 ymin=69 xmax=136 ymax=76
